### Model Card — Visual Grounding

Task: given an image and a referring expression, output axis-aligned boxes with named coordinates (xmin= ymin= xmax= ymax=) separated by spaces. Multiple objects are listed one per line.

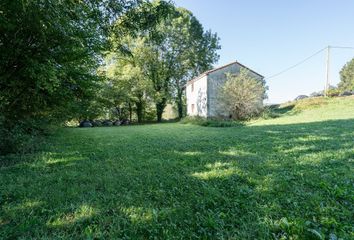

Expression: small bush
xmin=0 ymin=118 xmax=53 ymax=155
xmin=180 ymin=116 xmax=242 ymax=127
xmin=326 ymin=88 xmax=340 ymax=97
xmin=217 ymin=68 xmax=267 ymax=120
xmin=260 ymin=107 xmax=281 ymax=119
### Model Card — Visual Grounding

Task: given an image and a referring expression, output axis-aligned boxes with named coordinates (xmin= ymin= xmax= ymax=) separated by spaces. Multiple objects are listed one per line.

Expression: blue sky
xmin=174 ymin=0 xmax=354 ymax=103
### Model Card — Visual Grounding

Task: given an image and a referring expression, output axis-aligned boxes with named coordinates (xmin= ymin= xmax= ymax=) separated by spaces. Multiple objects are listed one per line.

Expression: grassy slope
xmin=1 ymin=97 xmax=353 ymax=239
xmin=253 ymin=96 xmax=354 ymax=125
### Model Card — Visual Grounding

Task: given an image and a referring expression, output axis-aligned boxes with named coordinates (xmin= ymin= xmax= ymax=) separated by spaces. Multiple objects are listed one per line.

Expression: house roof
xmin=185 ymin=61 xmax=264 ymax=87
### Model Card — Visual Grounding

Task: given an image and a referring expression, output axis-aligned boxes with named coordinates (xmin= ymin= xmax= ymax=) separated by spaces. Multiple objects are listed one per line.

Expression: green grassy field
xmin=1 ymin=97 xmax=353 ymax=239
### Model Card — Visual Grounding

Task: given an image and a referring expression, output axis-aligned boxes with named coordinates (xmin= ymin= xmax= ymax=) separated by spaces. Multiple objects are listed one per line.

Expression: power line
xmin=265 ymin=47 xmax=327 ymax=80
xmin=330 ymin=46 xmax=354 ymax=50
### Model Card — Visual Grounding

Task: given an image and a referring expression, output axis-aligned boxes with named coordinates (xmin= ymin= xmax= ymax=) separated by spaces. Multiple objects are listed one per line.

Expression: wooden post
xmin=325 ymin=46 xmax=330 ymax=96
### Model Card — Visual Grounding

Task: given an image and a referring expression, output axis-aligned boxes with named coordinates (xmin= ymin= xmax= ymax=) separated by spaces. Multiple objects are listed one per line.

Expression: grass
xmin=180 ymin=116 xmax=243 ymax=127
xmin=1 ymin=96 xmax=353 ymax=239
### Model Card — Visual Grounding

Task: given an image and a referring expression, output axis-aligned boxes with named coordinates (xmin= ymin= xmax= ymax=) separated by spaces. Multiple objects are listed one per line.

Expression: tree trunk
xmin=128 ymin=102 xmax=132 ymax=122
xmin=176 ymin=89 xmax=183 ymax=119
xmin=115 ymin=106 xmax=121 ymax=119
xmin=156 ymin=99 xmax=167 ymax=123
xmin=135 ymin=101 xmax=144 ymax=123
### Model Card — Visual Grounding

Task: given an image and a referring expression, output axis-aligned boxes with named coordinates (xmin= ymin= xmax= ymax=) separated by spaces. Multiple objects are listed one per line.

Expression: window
xmin=191 ymin=104 xmax=195 ymax=113
xmin=191 ymin=83 xmax=194 ymax=92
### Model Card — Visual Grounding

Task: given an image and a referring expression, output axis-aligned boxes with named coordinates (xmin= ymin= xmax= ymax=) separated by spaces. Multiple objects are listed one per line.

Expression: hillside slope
xmin=252 ymin=96 xmax=354 ymax=126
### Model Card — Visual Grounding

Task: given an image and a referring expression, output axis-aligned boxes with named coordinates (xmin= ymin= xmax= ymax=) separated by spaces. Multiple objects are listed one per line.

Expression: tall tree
xmin=112 ymin=0 xmax=175 ymax=122
xmin=142 ymin=41 xmax=172 ymax=122
xmin=338 ymin=58 xmax=354 ymax=91
xmin=112 ymin=2 xmax=220 ymax=121
xmin=0 ymin=0 xmax=139 ymax=125
xmin=0 ymin=0 xmax=172 ymax=124
xmin=156 ymin=8 xmax=220 ymax=119
xmin=0 ymin=0 xmax=172 ymax=154
xmin=104 ymin=37 xmax=153 ymax=123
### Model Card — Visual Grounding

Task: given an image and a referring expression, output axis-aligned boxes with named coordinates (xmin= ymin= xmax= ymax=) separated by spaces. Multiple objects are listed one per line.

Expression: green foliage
xmin=1 ymin=97 xmax=354 ymax=238
xmin=0 ymin=117 xmax=54 ymax=154
xmin=143 ymin=104 xmax=157 ymax=121
xmin=260 ymin=106 xmax=281 ymax=119
xmin=326 ymin=88 xmax=340 ymax=97
xmin=217 ymin=68 xmax=267 ymax=120
xmin=0 ymin=0 xmax=173 ymax=154
xmin=102 ymin=37 xmax=154 ymax=122
xmin=0 ymin=0 xmax=131 ymax=123
xmin=0 ymin=0 xmax=139 ymax=154
xmin=101 ymin=1 xmax=175 ymax=123
xmin=109 ymin=1 xmax=220 ymax=121
xmin=109 ymin=0 xmax=176 ymax=122
xmin=154 ymin=7 xmax=220 ymax=119
xmin=338 ymin=58 xmax=354 ymax=91
xmin=180 ymin=116 xmax=242 ymax=127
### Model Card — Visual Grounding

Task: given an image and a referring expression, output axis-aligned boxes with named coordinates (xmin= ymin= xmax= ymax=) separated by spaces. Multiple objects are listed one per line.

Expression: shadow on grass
xmin=0 ymin=118 xmax=353 ymax=239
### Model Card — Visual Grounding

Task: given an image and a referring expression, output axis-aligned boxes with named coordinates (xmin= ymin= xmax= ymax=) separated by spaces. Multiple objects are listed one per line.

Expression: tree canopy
xmin=0 ymin=0 xmax=172 ymax=153
xmin=338 ymin=58 xmax=354 ymax=91
xmin=105 ymin=1 xmax=220 ymax=121
xmin=0 ymin=0 xmax=220 ymax=154
xmin=1 ymin=0 xmax=127 ymax=124
xmin=0 ymin=0 xmax=172 ymax=124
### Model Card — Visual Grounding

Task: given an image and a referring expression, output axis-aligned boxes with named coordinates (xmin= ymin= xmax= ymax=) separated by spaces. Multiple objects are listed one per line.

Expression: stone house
xmin=185 ymin=61 xmax=264 ymax=118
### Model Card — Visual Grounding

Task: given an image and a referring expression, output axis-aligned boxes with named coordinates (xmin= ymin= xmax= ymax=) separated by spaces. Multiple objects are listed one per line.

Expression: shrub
xmin=260 ymin=107 xmax=281 ymax=119
xmin=217 ymin=68 xmax=267 ymax=120
xmin=0 ymin=118 xmax=52 ymax=155
xmin=326 ymin=88 xmax=340 ymax=97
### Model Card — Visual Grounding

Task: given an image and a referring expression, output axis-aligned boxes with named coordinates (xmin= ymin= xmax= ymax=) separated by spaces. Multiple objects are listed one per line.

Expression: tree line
xmin=100 ymin=2 xmax=220 ymax=123
xmin=0 ymin=0 xmax=219 ymax=154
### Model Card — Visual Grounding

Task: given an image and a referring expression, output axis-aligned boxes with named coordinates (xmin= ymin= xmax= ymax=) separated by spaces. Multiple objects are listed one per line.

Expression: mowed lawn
xmin=1 ymin=98 xmax=354 ymax=239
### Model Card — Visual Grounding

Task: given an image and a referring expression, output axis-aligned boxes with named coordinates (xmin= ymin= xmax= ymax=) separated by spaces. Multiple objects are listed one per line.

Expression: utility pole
xmin=324 ymin=46 xmax=330 ymax=96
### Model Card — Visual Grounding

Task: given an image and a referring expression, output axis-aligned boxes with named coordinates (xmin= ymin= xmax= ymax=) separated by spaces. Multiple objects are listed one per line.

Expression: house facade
xmin=185 ymin=61 xmax=264 ymax=118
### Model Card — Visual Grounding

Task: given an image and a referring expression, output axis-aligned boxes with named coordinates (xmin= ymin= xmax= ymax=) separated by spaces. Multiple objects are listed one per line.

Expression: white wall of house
xmin=186 ymin=75 xmax=208 ymax=117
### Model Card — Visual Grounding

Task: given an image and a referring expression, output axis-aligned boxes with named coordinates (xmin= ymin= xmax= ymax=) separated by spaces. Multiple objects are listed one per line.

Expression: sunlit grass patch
xmin=45 ymin=156 xmax=84 ymax=166
xmin=192 ymin=162 xmax=242 ymax=180
xmin=11 ymin=200 xmax=43 ymax=211
xmin=219 ymin=149 xmax=256 ymax=157
xmin=177 ymin=151 xmax=203 ymax=156
xmin=121 ymin=207 xmax=153 ymax=223
xmin=48 ymin=205 xmax=97 ymax=227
